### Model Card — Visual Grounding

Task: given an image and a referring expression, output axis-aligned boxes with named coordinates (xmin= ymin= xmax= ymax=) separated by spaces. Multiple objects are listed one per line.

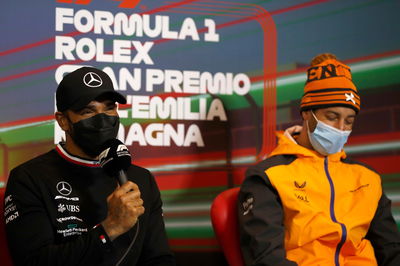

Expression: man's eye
xmin=326 ymin=116 xmax=337 ymax=121
xmin=80 ymin=109 xmax=93 ymax=115
xmin=106 ymin=104 xmax=117 ymax=111
xmin=345 ymin=119 xmax=355 ymax=125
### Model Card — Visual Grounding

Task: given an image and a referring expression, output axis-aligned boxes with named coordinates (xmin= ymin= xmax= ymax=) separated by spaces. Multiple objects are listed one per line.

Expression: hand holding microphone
xmin=99 ymin=139 xmax=145 ymax=240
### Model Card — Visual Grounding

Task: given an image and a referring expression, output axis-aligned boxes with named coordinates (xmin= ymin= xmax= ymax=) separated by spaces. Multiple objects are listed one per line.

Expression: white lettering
xmin=54 ymin=8 xmax=218 ymax=42
xmin=125 ymin=123 xmax=204 ymax=147
xmin=130 ymin=96 xmax=227 ymax=121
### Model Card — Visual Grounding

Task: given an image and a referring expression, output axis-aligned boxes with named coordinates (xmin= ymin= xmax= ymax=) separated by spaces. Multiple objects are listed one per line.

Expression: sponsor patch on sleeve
xmin=4 ymin=194 xmax=19 ymax=224
xmin=242 ymin=194 xmax=254 ymax=216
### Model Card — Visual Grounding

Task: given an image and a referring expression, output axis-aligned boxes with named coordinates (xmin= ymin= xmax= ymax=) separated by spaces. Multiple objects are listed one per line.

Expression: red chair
xmin=210 ymin=187 xmax=245 ymax=266
xmin=0 ymin=187 xmax=13 ymax=266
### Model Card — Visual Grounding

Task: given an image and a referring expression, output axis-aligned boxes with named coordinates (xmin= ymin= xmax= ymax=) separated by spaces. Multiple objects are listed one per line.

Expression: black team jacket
xmin=4 ymin=144 xmax=175 ymax=266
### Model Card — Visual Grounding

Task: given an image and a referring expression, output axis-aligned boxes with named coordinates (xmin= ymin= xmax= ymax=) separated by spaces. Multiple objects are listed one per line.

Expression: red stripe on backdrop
xmin=156 ymin=171 xmax=228 ymax=190
xmin=136 ymin=151 xmax=227 ymax=167
xmin=153 ymin=166 xmax=247 ymax=190
xmin=231 ymin=147 xmax=256 ymax=158
xmin=165 ymin=210 xmax=210 ymax=218
xmin=249 ymin=49 xmax=400 ymax=83
xmin=1 ymin=16 xmax=264 ymax=83
xmin=0 ymin=0 xmax=329 ymax=57
xmin=233 ymin=167 xmax=247 ymax=185
xmin=355 ymin=155 xmax=400 ymax=174
xmin=0 ymin=115 xmax=54 ymax=128
xmin=155 ymin=167 xmax=248 ymax=190
xmin=347 ymin=132 xmax=400 ymax=145
xmin=0 ymin=59 xmax=82 ymax=83
xmin=136 ymin=148 xmax=257 ymax=168
xmin=268 ymin=0 xmax=331 ymax=16
xmin=0 ymin=31 xmax=82 ymax=57
xmin=0 ymin=0 xmax=198 ymax=57
xmin=0 ymin=37 xmax=55 ymax=57
xmin=169 ymin=238 xmax=220 ymax=250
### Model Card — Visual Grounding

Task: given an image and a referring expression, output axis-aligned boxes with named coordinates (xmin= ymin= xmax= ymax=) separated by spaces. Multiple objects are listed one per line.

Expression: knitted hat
xmin=300 ymin=56 xmax=360 ymax=113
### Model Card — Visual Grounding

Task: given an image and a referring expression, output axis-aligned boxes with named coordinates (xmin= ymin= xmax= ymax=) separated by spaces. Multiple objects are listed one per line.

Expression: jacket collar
xmin=269 ymin=126 xmax=347 ymax=161
xmin=55 ymin=143 xmax=101 ymax=167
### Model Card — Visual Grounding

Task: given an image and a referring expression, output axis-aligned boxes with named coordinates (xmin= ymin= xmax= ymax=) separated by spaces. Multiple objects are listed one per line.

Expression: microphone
xmin=99 ymin=139 xmax=132 ymax=185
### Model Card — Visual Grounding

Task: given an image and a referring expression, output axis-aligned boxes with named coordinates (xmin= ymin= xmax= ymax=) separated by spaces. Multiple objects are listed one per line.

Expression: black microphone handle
xmin=118 ymin=169 xmax=128 ymax=185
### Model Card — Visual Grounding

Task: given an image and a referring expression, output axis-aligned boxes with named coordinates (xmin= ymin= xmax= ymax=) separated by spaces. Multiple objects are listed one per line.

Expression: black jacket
xmin=4 ymin=144 xmax=175 ymax=266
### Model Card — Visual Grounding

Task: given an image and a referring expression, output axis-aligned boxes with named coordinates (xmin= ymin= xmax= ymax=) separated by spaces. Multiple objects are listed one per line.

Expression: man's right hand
xmin=101 ymin=181 xmax=145 ymax=241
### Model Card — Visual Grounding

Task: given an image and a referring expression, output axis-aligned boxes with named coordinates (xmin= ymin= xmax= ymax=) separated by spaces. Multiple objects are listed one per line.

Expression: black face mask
xmin=68 ymin=113 xmax=120 ymax=158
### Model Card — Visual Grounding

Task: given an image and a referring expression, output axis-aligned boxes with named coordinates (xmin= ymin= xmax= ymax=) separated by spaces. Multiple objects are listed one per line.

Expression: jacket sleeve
xmin=136 ymin=172 xmax=176 ymax=265
xmin=4 ymin=166 xmax=114 ymax=266
xmin=366 ymin=191 xmax=400 ymax=266
xmin=237 ymin=166 xmax=297 ymax=266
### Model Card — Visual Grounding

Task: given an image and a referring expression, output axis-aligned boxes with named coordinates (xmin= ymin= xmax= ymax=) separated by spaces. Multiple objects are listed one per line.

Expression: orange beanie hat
xmin=300 ymin=55 xmax=360 ymax=113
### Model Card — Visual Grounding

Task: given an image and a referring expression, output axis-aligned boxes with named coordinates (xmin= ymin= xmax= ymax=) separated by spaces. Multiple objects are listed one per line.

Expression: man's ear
xmin=302 ymin=110 xmax=318 ymax=132
xmin=55 ymin=111 xmax=70 ymax=131
xmin=301 ymin=110 xmax=311 ymax=121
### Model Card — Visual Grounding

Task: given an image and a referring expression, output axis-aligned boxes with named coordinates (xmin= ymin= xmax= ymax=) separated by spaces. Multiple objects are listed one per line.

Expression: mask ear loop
xmin=63 ymin=112 xmax=75 ymax=140
xmin=306 ymin=110 xmax=318 ymax=134
xmin=310 ymin=110 xmax=319 ymax=123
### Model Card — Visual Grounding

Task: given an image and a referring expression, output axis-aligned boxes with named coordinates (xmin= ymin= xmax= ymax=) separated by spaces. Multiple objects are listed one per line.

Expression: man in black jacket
xmin=4 ymin=67 xmax=175 ymax=265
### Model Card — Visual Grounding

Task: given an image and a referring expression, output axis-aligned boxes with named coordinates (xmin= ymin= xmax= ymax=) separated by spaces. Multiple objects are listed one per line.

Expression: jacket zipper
xmin=324 ymin=157 xmax=347 ymax=266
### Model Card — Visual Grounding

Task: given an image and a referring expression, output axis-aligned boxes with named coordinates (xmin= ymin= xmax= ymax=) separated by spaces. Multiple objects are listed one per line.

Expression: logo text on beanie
xmin=307 ymin=63 xmax=352 ymax=83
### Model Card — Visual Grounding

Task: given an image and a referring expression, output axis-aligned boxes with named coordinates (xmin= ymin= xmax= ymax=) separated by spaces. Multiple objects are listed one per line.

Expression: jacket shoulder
xmin=9 ymin=150 xmax=57 ymax=177
xmin=127 ymin=163 xmax=152 ymax=177
xmin=246 ymin=154 xmax=297 ymax=177
xmin=341 ymin=157 xmax=380 ymax=175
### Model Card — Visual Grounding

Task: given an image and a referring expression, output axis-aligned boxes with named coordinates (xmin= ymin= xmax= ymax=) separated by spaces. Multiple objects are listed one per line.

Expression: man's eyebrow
xmin=105 ymin=101 xmax=117 ymax=107
xmin=77 ymin=104 xmax=96 ymax=112
xmin=325 ymin=110 xmax=356 ymax=118
xmin=325 ymin=111 xmax=340 ymax=116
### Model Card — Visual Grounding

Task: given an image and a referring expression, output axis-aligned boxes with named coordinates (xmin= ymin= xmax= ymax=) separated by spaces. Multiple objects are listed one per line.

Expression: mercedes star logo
xmin=83 ymin=72 xmax=103 ymax=88
xmin=56 ymin=181 xmax=72 ymax=196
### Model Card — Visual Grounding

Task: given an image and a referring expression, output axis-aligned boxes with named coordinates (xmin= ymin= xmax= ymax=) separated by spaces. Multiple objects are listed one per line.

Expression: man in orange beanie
xmin=238 ymin=54 xmax=400 ymax=265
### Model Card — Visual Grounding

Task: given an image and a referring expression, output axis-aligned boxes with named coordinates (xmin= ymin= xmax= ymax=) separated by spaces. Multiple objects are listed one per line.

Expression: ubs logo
xmin=57 ymin=181 xmax=72 ymax=196
xmin=83 ymin=72 xmax=103 ymax=88
xmin=58 ymin=203 xmax=80 ymax=213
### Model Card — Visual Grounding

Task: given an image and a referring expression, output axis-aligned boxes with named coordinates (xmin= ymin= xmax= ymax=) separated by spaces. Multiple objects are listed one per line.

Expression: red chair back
xmin=210 ymin=187 xmax=244 ymax=266
xmin=0 ymin=187 xmax=13 ymax=266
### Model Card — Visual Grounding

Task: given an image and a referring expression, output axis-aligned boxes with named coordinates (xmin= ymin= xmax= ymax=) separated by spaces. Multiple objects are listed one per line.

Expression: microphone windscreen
xmin=99 ymin=139 xmax=131 ymax=176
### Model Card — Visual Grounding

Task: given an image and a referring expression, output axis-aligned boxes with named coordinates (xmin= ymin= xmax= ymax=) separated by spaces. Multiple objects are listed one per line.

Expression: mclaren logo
xmin=83 ymin=72 xmax=103 ymax=87
xmin=57 ymin=181 xmax=72 ymax=196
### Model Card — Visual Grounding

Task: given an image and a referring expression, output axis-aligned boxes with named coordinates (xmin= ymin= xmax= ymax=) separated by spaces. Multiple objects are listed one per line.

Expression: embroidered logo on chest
xmin=294 ymin=181 xmax=306 ymax=189
xmin=293 ymin=180 xmax=309 ymax=204
xmin=56 ymin=181 xmax=72 ymax=196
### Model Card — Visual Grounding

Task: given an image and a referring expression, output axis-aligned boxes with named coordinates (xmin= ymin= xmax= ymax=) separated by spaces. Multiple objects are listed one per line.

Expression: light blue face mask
xmin=307 ymin=111 xmax=351 ymax=156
